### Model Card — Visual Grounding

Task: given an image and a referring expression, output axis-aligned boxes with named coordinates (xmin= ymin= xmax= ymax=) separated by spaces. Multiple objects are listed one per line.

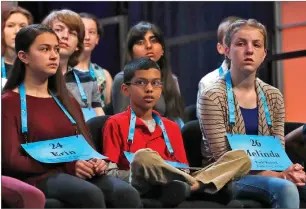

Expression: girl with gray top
xmin=112 ymin=21 xmax=184 ymax=128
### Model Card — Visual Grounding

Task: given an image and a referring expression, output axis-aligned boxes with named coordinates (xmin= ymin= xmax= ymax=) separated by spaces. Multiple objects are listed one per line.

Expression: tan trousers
xmin=130 ymin=148 xmax=251 ymax=195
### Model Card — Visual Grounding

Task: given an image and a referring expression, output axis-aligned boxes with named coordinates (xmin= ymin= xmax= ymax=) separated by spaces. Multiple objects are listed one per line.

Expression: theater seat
xmin=102 ymin=102 xmax=114 ymax=115
xmin=45 ymin=199 xmax=68 ymax=208
xmin=184 ymin=104 xmax=197 ymax=122
xmin=181 ymin=120 xmax=266 ymax=208
xmin=284 ymin=122 xmax=306 ymax=207
xmin=86 ymin=116 xmax=226 ymax=208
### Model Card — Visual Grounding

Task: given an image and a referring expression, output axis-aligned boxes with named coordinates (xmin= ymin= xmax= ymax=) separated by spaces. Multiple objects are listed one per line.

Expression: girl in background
xmin=75 ymin=13 xmax=113 ymax=107
xmin=112 ymin=21 xmax=185 ymax=128
xmin=1 ymin=6 xmax=33 ymax=87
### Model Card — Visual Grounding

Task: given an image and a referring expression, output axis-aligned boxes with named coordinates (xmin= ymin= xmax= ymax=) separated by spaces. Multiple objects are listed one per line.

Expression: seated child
xmin=103 ymin=57 xmax=251 ymax=207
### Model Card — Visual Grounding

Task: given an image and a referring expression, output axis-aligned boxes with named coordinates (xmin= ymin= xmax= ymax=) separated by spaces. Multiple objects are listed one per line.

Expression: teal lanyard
xmin=225 ymin=71 xmax=272 ymax=127
xmin=1 ymin=57 xmax=6 ymax=78
xmin=72 ymin=70 xmax=89 ymax=107
xmin=19 ymin=83 xmax=76 ymax=143
xmin=89 ymin=63 xmax=96 ymax=80
xmin=127 ymin=108 xmax=174 ymax=155
xmin=218 ymin=65 xmax=224 ymax=77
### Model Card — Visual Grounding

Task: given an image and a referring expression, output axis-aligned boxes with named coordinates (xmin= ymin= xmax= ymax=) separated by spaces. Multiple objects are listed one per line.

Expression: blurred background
xmin=2 ymin=1 xmax=306 ymax=122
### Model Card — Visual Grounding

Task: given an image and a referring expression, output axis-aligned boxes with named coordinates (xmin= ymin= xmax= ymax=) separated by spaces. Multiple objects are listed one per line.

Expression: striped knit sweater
xmin=197 ymin=77 xmax=285 ymax=166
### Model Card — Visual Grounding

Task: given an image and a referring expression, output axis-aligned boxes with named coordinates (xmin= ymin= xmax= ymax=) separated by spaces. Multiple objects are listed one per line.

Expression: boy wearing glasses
xmin=103 ymin=57 xmax=195 ymax=206
xmin=102 ymin=58 xmax=251 ymax=207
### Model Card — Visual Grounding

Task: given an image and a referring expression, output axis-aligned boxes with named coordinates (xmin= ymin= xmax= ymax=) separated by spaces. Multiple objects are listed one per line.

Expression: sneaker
xmin=158 ymin=180 xmax=191 ymax=207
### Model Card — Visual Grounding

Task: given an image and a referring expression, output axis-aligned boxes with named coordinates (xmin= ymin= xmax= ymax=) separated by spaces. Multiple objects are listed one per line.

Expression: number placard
xmin=227 ymin=134 xmax=292 ymax=171
xmin=21 ymin=135 xmax=107 ymax=163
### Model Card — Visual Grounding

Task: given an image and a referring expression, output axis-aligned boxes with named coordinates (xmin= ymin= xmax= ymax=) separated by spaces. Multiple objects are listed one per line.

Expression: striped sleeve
xmin=198 ymin=92 xmax=230 ymax=161
xmin=271 ymin=91 xmax=285 ymax=147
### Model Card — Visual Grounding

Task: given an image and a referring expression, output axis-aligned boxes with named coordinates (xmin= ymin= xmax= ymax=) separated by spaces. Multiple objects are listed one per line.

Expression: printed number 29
xmin=250 ymin=139 xmax=261 ymax=147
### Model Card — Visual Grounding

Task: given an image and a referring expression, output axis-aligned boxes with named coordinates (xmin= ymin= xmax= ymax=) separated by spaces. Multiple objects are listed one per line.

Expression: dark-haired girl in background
xmin=75 ymin=13 xmax=113 ymax=107
xmin=112 ymin=21 xmax=185 ymax=128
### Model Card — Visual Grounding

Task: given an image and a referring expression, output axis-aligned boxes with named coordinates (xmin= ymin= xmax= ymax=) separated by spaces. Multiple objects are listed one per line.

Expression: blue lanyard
xmin=1 ymin=57 xmax=6 ymax=78
xmin=218 ymin=65 xmax=224 ymax=77
xmin=19 ymin=83 xmax=76 ymax=143
xmin=72 ymin=70 xmax=89 ymax=107
xmin=89 ymin=63 xmax=96 ymax=80
xmin=128 ymin=108 xmax=174 ymax=155
xmin=225 ymin=71 xmax=272 ymax=127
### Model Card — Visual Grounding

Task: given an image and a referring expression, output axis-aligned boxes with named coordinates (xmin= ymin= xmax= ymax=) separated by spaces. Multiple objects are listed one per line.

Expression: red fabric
xmin=1 ymin=91 xmax=84 ymax=186
xmin=102 ymin=107 xmax=189 ymax=170
xmin=2 ymin=176 xmax=45 ymax=208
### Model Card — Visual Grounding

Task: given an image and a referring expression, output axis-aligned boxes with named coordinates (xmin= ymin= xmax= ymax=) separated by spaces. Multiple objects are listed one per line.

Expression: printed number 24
xmin=250 ymin=139 xmax=261 ymax=147
xmin=50 ymin=142 xmax=63 ymax=149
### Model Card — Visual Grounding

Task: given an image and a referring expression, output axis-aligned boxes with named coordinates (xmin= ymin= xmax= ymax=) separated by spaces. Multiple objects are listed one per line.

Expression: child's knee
xmin=133 ymin=148 xmax=160 ymax=166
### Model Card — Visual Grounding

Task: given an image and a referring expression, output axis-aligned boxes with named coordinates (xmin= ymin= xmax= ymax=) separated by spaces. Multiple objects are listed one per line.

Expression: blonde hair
xmin=224 ymin=19 xmax=268 ymax=49
xmin=42 ymin=9 xmax=85 ymax=67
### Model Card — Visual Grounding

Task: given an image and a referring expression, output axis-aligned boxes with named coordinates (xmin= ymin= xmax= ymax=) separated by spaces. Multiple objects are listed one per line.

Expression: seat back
xmin=102 ymin=103 xmax=114 ymax=115
xmin=181 ymin=120 xmax=203 ymax=167
xmin=285 ymin=122 xmax=305 ymax=166
xmin=86 ymin=115 xmax=110 ymax=153
xmin=184 ymin=105 xmax=197 ymax=123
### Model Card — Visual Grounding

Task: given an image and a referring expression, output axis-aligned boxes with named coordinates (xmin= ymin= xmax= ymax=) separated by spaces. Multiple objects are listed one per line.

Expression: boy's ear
xmin=121 ymin=83 xmax=130 ymax=97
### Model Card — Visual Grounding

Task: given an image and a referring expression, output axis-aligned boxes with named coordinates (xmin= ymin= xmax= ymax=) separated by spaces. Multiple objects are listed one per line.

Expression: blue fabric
xmin=173 ymin=117 xmax=184 ymax=129
xmin=234 ymin=175 xmax=302 ymax=208
xmin=240 ymin=106 xmax=258 ymax=135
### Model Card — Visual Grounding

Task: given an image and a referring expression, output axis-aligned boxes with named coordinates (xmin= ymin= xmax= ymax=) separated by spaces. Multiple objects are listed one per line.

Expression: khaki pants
xmin=130 ymin=148 xmax=251 ymax=195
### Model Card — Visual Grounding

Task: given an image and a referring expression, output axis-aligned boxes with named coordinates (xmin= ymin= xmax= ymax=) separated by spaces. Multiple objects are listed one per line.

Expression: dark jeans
xmin=36 ymin=173 xmax=142 ymax=208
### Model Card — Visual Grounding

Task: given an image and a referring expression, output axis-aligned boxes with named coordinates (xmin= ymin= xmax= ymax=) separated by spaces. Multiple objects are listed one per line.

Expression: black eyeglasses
xmin=125 ymin=79 xmax=163 ymax=88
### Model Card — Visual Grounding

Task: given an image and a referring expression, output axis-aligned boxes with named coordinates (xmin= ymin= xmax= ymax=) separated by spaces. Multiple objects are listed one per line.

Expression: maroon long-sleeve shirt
xmin=2 ymin=91 xmax=85 ymax=186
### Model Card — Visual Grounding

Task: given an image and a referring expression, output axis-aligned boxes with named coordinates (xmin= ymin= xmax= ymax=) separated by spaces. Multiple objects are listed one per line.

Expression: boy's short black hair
xmin=123 ymin=57 xmax=161 ymax=83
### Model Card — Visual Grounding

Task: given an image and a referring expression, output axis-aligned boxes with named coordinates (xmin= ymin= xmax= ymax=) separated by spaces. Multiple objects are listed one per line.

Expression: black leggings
xmin=36 ymin=173 xmax=142 ymax=208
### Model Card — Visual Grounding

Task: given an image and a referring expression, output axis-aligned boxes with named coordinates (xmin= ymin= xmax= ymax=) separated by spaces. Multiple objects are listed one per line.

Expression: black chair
xmin=102 ymin=103 xmax=114 ymax=116
xmin=285 ymin=122 xmax=305 ymax=166
xmin=86 ymin=116 xmax=225 ymax=208
xmin=284 ymin=122 xmax=306 ymax=208
xmin=181 ymin=120 xmax=266 ymax=208
xmin=184 ymin=104 xmax=197 ymax=123
xmin=86 ymin=115 xmax=111 ymax=152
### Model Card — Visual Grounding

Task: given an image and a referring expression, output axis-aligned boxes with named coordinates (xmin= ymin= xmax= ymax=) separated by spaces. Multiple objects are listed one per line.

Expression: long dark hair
xmin=3 ymin=24 xmax=92 ymax=144
xmin=125 ymin=21 xmax=185 ymax=120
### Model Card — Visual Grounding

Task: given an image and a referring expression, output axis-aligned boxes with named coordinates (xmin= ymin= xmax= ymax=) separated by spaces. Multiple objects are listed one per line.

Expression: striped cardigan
xmin=197 ymin=77 xmax=285 ymax=166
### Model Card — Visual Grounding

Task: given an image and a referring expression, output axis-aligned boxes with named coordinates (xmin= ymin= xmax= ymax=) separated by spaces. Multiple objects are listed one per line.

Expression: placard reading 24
xmin=227 ymin=134 xmax=293 ymax=171
xmin=21 ymin=135 xmax=107 ymax=163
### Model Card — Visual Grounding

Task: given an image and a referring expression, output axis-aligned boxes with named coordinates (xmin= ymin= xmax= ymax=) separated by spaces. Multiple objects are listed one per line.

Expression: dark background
xmin=19 ymin=1 xmax=275 ymax=106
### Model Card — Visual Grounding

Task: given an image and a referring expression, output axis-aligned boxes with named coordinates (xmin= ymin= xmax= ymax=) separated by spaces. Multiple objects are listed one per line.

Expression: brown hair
xmin=1 ymin=6 xmax=33 ymax=55
xmin=3 ymin=24 xmax=92 ymax=147
xmin=217 ymin=16 xmax=241 ymax=44
xmin=42 ymin=9 xmax=85 ymax=67
xmin=79 ymin=12 xmax=103 ymax=37
xmin=224 ymin=19 xmax=268 ymax=49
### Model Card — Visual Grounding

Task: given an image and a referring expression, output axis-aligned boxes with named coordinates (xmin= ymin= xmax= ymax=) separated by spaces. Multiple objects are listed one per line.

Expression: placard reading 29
xmin=21 ymin=135 xmax=107 ymax=163
xmin=227 ymin=134 xmax=293 ymax=171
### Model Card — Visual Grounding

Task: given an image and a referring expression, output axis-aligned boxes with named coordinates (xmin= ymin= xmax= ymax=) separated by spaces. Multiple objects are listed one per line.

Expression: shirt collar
xmin=126 ymin=105 xmax=162 ymax=126
xmin=221 ymin=60 xmax=229 ymax=72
